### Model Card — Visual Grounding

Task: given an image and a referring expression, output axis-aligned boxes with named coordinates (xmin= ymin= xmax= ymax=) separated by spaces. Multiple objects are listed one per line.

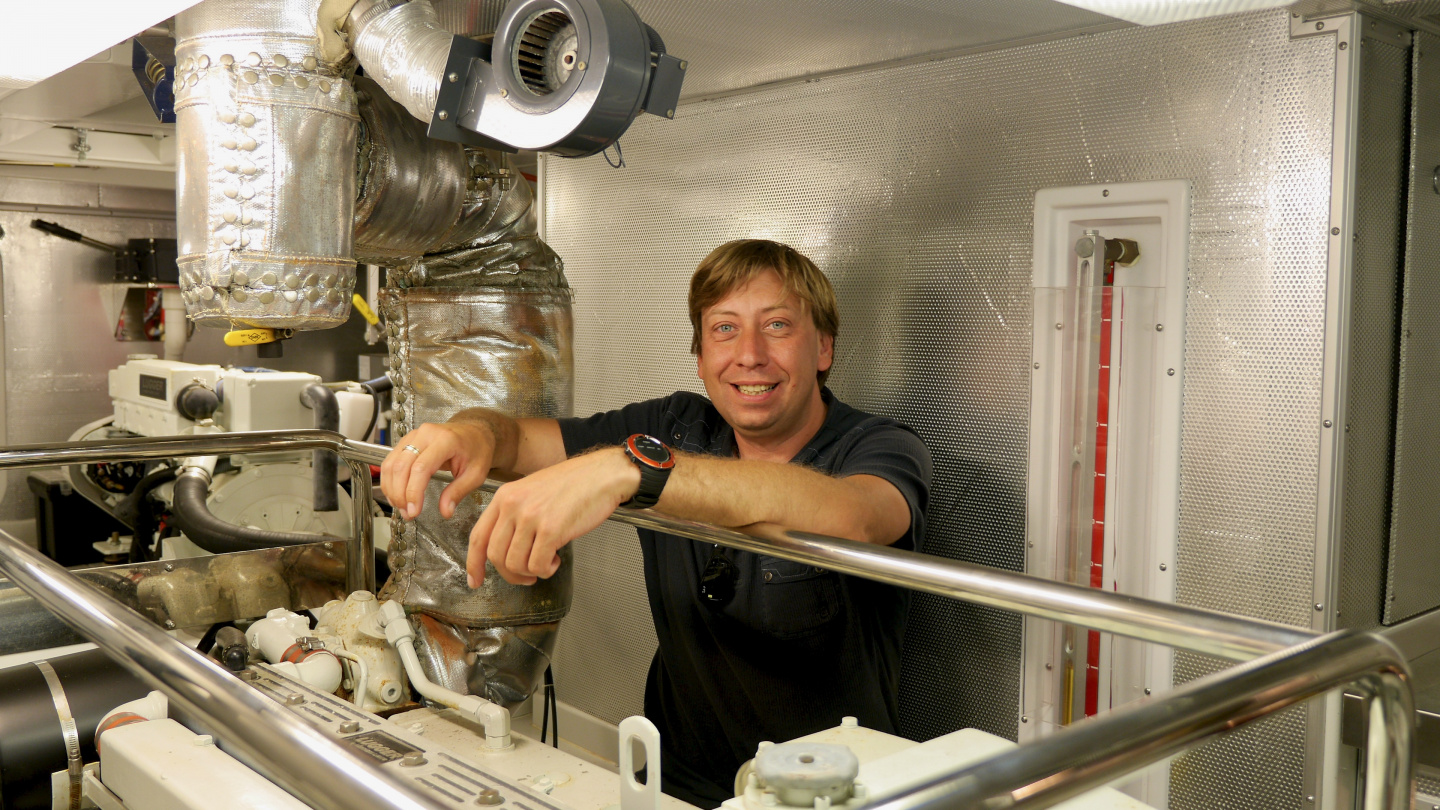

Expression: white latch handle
xmin=618 ymin=716 xmax=661 ymax=810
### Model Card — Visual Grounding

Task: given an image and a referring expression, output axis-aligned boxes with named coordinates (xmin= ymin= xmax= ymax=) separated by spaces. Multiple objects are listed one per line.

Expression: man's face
xmin=696 ymin=270 xmax=833 ymax=442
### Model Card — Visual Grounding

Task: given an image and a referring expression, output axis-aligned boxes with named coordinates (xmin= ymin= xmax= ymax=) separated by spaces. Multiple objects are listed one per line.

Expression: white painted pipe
xmin=161 ymin=287 xmax=187 ymax=361
xmin=247 ymin=608 xmax=343 ymax=694
xmin=378 ymin=600 xmax=511 ymax=749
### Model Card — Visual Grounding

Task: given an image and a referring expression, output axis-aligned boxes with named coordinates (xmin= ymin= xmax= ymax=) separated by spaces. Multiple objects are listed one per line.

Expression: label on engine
xmin=342 ymin=730 xmax=422 ymax=763
xmin=138 ymin=374 xmax=167 ymax=401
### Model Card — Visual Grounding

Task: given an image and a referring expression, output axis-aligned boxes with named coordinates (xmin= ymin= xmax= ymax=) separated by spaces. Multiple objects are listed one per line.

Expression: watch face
xmin=628 ymin=435 xmax=674 ymax=468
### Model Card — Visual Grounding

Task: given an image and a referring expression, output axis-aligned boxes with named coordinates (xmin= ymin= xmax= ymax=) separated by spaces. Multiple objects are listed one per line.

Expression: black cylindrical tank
xmin=0 ymin=649 xmax=150 ymax=809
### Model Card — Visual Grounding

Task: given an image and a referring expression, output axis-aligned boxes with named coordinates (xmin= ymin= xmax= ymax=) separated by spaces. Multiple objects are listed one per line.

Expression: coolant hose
xmin=169 ymin=470 xmax=334 ymax=552
xmin=113 ymin=466 xmax=178 ymax=530
xmin=300 ymin=383 xmax=340 ymax=512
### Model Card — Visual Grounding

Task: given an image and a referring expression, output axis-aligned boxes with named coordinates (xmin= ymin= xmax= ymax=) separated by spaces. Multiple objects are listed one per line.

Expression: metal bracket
xmin=427 ymin=35 xmax=516 ymax=152
xmin=1359 ymin=14 xmax=1413 ymax=47
xmin=1291 ymin=10 xmax=1354 ymax=39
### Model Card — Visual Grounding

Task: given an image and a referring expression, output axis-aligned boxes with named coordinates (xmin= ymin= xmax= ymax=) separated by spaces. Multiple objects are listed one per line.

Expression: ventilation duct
xmin=174 ymin=0 xmax=360 ymax=330
xmin=356 ymin=81 xmax=572 ymax=706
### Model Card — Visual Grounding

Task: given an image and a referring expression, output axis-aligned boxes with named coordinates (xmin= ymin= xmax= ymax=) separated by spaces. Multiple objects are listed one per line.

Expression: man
xmin=381 ymin=239 xmax=932 ymax=808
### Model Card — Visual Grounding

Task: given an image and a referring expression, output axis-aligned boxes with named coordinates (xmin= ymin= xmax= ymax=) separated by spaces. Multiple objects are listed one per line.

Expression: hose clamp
xmin=35 ymin=661 xmax=82 ymax=809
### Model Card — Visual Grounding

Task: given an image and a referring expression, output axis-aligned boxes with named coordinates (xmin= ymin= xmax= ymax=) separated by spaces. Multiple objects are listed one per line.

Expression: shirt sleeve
xmin=833 ymin=422 xmax=933 ymax=552
xmin=557 ymin=395 xmax=674 ymax=457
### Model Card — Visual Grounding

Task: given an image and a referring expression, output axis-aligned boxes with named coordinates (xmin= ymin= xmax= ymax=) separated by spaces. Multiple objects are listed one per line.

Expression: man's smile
xmin=734 ymin=383 xmax=778 ymax=396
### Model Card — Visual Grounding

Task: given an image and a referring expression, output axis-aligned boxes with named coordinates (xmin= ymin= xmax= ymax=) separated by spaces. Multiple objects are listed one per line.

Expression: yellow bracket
xmin=351 ymin=294 xmax=379 ymax=326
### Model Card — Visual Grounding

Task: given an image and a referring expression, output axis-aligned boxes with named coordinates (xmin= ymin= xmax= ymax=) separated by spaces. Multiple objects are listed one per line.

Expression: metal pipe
xmin=0 ymin=432 xmax=1313 ymax=662
xmin=0 ymin=529 xmax=451 ymax=810
xmin=861 ymin=630 xmax=1412 ymax=810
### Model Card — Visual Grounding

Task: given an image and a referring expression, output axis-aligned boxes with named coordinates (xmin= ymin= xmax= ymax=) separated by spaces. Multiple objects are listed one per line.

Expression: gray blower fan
xmin=432 ymin=0 xmax=686 ymax=156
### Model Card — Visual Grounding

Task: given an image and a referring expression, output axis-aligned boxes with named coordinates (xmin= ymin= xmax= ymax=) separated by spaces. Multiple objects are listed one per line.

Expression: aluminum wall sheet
xmin=1386 ymin=31 xmax=1440 ymax=625
xmin=542 ymin=9 xmax=1337 ymax=808
xmin=0 ymin=186 xmax=175 ymax=525
xmin=1338 ymin=36 xmax=1409 ymax=632
xmin=627 ymin=0 xmax=1118 ymax=100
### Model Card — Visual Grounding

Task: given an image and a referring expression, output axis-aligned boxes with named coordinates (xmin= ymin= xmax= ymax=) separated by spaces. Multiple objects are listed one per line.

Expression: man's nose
xmin=736 ymin=328 xmax=768 ymax=366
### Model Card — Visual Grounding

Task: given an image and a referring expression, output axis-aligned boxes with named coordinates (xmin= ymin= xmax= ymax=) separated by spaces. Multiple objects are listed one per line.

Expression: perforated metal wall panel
xmin=1337 ymin=35 xmax=1409 ymax=632
xmin=627 ymin=0 xmax=1119 ymax=100
xmin=542 ymin=9 xmax=1338 ymax=807
xmin=1386 ymin=31 xmax=1440 ymax=625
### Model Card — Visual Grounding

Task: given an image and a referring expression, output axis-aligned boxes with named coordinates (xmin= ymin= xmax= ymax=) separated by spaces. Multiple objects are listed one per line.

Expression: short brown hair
xmin=689 ymin=239 xmax=839 ymax=384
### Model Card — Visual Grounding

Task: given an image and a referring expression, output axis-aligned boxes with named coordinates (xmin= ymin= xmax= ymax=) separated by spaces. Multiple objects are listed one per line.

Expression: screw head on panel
xmin=1323 ymin=420 xmax=1333 ymax=428
xmin=1144 ymin=688 xmax=1152 ymax=695
xmin=1315 ymin=603 xmax=1324 ymax=611
xmin=448 ymin=72 xmax=459 ymax=83
xmin=1316 ymin=21 xmax=1325 ymax=30
xmin=339 ymin=720 xmax=360 ymax=733
xmin=1331 ymin=227 xmax=1340 ymax=235
xmin=1167 ymin=368 xmax=1175 ymax=376
xmin=1159 ymin=563 xmax=1167 ymax=571
xmin=1339 ymin=41 xmax=1347 ymax=50
xmin=1102 ymin=189 xmax=1110 ymax=197
xmin=1156 ymin=323 xmax=1164 ymax=331
xmin=1055 ymin=322 xmax=1063 ymax=330
xmin=1020 ymin=715 xmax=1028 ymax=723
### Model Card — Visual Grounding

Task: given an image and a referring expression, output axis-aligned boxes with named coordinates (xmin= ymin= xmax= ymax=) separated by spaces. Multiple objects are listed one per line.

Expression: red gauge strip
xmin=1083 ymin=283 xmax=1115 ymax=719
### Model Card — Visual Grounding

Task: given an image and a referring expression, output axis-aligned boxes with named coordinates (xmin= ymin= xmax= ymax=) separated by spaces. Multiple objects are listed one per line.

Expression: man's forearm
xmin=655 ymin=452 xmax=908 ymax=545
xmin=450 ymin=408 xmax=520 ymax=474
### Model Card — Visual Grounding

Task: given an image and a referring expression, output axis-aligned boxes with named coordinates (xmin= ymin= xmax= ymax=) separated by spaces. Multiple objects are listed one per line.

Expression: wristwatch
xmin=622 ymin=434 xmax=675 ymax=508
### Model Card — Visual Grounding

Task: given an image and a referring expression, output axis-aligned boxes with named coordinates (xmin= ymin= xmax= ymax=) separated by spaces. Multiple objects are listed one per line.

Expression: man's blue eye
xmin=716 ymin=324 xmax=734 ymax=332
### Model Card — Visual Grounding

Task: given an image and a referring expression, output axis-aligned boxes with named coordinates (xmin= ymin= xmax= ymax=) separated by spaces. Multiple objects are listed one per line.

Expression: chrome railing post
xmin=344 ymin=456 xmax=377 ymax=593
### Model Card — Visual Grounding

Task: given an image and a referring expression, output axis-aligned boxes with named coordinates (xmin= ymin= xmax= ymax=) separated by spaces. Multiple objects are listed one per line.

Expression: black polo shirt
xmin=558 ymin=389 xmax=931 ymax=808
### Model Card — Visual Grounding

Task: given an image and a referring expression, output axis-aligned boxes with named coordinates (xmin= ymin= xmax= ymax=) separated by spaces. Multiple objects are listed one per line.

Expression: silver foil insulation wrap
xmin=174 ymin=0 xmax=359 ymax=330
xmin=353 ymin=75 xmax=564 ymax=284
xmin=348 ymin=0 xmax=453 ymax=124
xmin=378 ymin=286 xmax=575 ymax=629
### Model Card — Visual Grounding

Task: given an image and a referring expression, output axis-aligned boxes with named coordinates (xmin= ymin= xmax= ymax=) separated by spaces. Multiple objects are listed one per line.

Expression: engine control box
xmin=109 ymin=358 xmax=223 ymax=437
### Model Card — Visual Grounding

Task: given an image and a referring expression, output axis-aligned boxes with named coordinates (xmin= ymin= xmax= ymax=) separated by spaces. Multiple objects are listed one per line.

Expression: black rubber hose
xmin=112 ymin=465 xmax=177 ymax=530
xmin=175 ymin=383 xmax=220 ymax=422
xmin=169 ymin=471 xmax=333 ymax=553
xmin=360 ymin=373 xmax=392 ymax=393
xmin=300 ymin=383 xmax=339 ymax=512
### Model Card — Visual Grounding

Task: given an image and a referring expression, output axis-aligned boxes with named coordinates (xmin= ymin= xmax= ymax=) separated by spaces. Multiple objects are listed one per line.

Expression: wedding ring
xmin=403 ymin=444 xmax=421 ymax=455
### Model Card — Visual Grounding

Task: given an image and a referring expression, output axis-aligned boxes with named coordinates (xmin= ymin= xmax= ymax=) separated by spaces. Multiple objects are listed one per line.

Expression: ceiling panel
xmin=626 ymin=0 xmax=1121 ymax=100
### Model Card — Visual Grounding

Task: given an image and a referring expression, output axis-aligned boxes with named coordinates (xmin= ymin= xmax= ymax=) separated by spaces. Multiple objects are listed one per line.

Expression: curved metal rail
xmin=0 ymin=431 xmax=1414 ymax=810
xmin=865 ymin=630 xmax=1412 ymax=810
xmin=0 ymin=430 xmax=1314 ymax=661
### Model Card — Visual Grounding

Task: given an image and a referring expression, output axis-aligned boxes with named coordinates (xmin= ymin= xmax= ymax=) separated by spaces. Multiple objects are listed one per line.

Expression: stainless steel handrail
xmin=0 ymin=430 xmax=377 ymax=593
xmin=0 ymin=432 xmax=1407 ymax=810
xmin=0 ymin=431 xmax=1317 ymax=661
xmin=0 ymin=527 xmax=449 ymax=810
xmin=865 ymin=630 xmax=1413 ymax=810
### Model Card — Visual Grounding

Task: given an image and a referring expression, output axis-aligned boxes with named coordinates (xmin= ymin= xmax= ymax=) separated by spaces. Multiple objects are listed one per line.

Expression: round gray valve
xmin=754 ymin=742 xmax=860 ymax=808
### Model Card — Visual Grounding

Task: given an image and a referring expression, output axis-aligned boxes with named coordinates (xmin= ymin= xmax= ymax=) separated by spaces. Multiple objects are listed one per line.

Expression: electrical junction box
xmin=220 ymin=370 xmax=323 ymax=433
xmin=109 ymin=358 xmax=224 ymax=437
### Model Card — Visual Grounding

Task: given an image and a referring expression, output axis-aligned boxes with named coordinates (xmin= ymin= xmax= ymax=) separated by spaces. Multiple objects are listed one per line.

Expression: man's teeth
xmin=738 ymin=384 xmax=776 ymax=395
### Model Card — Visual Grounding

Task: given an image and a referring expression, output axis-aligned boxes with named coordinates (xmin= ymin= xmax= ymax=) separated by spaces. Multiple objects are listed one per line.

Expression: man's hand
xmin=380 ymin=421 xmax=498 ymax=520
xmin=466 ymin=448 xmax=641 ymax=587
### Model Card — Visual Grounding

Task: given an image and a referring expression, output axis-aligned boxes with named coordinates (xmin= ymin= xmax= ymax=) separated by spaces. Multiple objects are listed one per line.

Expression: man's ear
xmin=696 ymin=351 xmax=704 ymax=378
xmin=818 ymin=333 xmax=834 ymax=373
